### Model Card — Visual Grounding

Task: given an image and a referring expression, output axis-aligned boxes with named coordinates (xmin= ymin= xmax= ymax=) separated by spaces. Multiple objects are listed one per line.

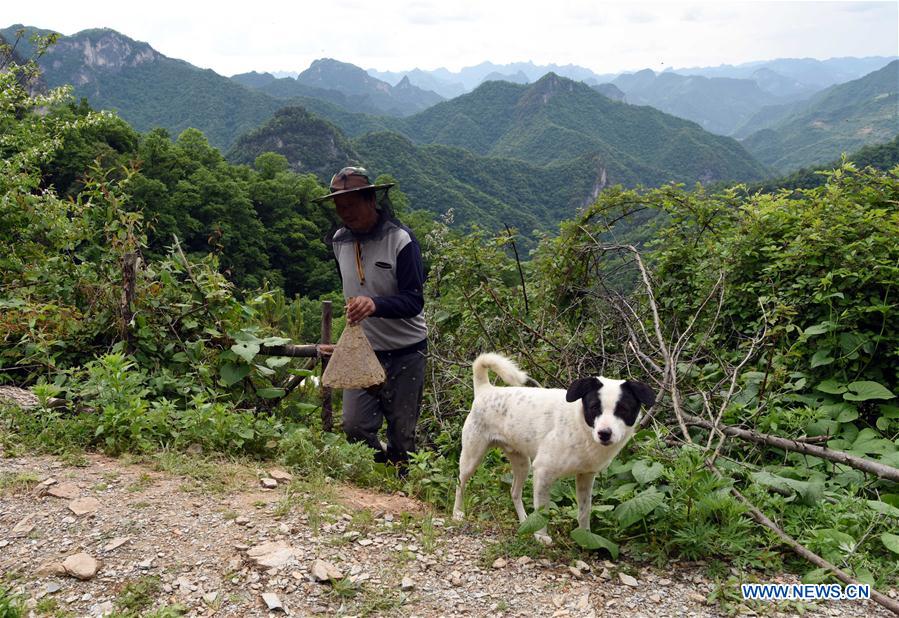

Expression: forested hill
xmin=232 ymin=59 xmax=444 ymax=117
xmin=0 ymin=25 xmax=286 ymax=150
xmin=390 ymin=73 xmax=769 ymax=184
xmin=740 ymin=60 xmax=899 ymax=172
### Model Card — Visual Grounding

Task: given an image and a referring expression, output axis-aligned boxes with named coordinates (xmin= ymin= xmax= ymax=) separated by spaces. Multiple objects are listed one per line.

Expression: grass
xmin=126 ymin=472 xmax=154 ymax=493
xmin=0 ymin=585 xmax=25 ymax=618
xmin=147 ymin=450 xmax=252 ymax=494
xmin=0 ymin=470 xmax=41 ymax=495
xmin=114 ymin=576 xmax=161 ymax=615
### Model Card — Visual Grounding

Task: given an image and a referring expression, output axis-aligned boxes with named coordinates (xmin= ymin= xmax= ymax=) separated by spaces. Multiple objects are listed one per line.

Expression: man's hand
xmin=346 ymin=296 xmax=376 ymax=324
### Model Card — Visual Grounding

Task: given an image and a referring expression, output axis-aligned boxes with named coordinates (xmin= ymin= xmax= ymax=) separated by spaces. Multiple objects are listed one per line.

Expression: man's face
xmin=333 ymin=191 xmax=378 ymax=233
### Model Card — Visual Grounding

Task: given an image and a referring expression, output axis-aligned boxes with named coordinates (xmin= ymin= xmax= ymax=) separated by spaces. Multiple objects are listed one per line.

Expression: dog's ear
xmin=566 ymin=377 xmax=601 ymax=402
xmin=624 ymin=380 xmax=656 ymax=408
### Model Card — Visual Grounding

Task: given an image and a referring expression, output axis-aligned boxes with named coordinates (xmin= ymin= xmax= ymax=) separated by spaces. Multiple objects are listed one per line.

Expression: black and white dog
xmin=452 ymin=353 xmax=655 ymax=544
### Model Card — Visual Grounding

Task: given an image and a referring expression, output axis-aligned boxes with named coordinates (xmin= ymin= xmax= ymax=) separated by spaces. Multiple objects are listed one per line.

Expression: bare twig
xmin=688 ymin=414 xmax=899 ymax=483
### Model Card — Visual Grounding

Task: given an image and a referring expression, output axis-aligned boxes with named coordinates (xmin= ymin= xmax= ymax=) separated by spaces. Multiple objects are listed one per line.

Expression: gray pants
xmin=341 ymin=349 xmax=426 ymax=461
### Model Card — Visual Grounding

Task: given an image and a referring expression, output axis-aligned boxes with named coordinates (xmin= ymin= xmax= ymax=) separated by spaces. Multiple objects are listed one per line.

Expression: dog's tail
xmin=472 ymin=353 xmax=528 ymax=396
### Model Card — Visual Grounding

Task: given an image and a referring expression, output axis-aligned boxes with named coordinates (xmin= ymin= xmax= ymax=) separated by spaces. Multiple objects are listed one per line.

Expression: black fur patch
xmin=566 ymin=377 xmax=602 ymax=428
xmin=615 ymin=380 xmax=656 ymax=427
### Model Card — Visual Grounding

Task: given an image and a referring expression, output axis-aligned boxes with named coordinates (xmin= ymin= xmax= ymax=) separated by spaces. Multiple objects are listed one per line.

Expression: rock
xmin=47 ymin=482 xmax=80 ymax=499
xmin=517 ymin=556 xmax=532 ymax=565
xmin=491 ymin=558 xmax=507 ymax=569
xmin=260 ymin=478 xmax=278 ymax=489
xmin=102 ymin=537 xmax=129 ymax=552
xmin=401 ymin=576 xmax=415 ymax=591
xmin=357 ymin=539 xmax=373 ymax=546
xmin=649 ymin=593 xmax=662 ymax=603
xmin=574 ymin=559 xmax=590 ymax=572
xmin=46 ymin=581 xmax=62 ymax=594
xmin=235 ymin=516 xmax=250 ymax=525
xmin=568 ymin=566 xmax=582 ymax=578
xmin=63 ymin=553 xmax=99 ymax=580
xmin=203 ymin=591 xmax=218 ymax=605
xmin=138 ymin=557 xmax=154 ymax=569
xmin=688 ymin=592 xmax=707 ymax=604
xmin=576 ymin=593 xmax=590 ymax=610
xmin=0 ymin=540 xmax=7 ymax=548
xmin=247 ymin=541 xmax=295 ymax=568
xmin=618 ymin=572 xmax=638 ymax=587
xmin=91 ymin=600 xmax=114 ymax=616
xmin=599 ymin=567 xmax=611 ymax=580
xmin=449 ymin=571 xmax=463 ymax=586
xmin=175 ymin=576 xmax=192 ymax=594
xmin=12 ymin=513 xmax=37 ymax=536
xmin=269 ymin=469 xmax=293 ymax=483
xmin=310 ymin=559 xmax=343 ymax=582
xmin=261 ymin=592 xmax=285 ymax=611
xmin=68 ymin=497 xmax=101 ymax=516
xmin=35 ymin=561 xmax=67 ymax=577
xmin=658 ymin=578 xmax=672 ymax=586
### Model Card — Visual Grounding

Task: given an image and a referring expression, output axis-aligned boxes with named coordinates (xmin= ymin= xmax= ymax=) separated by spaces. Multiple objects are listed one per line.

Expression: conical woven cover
xmin=321 ymin=324 xmax=386 ymax=389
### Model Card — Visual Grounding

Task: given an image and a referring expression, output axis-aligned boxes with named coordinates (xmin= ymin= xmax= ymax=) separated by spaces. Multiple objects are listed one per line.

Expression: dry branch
xmin=687 ymin=414 xmax=899 ymax=483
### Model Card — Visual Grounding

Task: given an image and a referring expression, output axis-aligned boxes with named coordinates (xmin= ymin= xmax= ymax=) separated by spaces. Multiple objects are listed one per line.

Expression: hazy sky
xmin=6 ymin=1 xmax=898 ymax=76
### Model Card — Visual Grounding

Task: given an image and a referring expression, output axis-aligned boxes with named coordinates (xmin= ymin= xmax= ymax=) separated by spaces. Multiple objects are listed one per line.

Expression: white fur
xmin=452 ymin=353 xmax=641 ymax=545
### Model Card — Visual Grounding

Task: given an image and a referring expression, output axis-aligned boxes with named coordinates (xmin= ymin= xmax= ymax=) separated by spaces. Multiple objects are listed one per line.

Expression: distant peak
xmin=397 ymin=75 xmax=411 ymax=87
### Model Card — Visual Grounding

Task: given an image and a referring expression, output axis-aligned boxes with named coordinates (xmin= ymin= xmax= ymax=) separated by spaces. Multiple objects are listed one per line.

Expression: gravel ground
xmin=1 ymin=453 xmax=895 ymax=617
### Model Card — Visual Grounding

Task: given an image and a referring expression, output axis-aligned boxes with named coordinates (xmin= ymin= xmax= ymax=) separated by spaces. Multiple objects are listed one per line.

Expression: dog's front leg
xmin=575 ymin=472 xmax=595 ymax=531
xmin=531 ymin=468 xmax=554 ymax=546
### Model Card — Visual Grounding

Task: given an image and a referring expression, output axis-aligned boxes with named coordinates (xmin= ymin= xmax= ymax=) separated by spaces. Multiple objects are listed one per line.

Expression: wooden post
xmin=120 ymin=251 xmax=138 ymax=353
xmin=320 ymin=300 xmax=333 ymax=432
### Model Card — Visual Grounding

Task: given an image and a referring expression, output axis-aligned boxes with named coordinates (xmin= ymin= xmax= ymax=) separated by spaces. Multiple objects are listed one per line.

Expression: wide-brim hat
xmin=313 ymin=166 xmax=394 ymax=203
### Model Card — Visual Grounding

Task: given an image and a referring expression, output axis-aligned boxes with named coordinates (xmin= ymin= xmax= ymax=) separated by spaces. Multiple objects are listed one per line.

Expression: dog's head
xmin=565 ymin=377 xmax=656 ymax=446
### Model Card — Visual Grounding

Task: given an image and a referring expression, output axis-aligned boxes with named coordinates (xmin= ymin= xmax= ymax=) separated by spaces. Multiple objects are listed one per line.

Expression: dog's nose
xmin=597 ymin=429 xmax=612 ymax=443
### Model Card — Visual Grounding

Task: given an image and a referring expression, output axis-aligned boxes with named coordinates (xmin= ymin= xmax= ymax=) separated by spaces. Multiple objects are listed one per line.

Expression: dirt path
xmin=1 ymin=454 xmax=893 ymax=617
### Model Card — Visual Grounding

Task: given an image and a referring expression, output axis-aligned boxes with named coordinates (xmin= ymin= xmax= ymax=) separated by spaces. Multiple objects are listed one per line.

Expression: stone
xmin=35 ymin=562 xmax=67 ymax=577
xmin=68 ymin=497 xmax=101 ymax=516
xmin=47 ymin=482 xmax=80 ymax=499
xmin=658 ymin=578 xmax=672 ymax=586
xmin=576 ymin=593 xmax=590 ymax=610
xmin=568 ymin=566 xmax=582 ymax=578
xmin=358 ymin=539 xmax=373 ymax=546
xmin=269 ymin=469 xmax=293 ymax=483
xmin=649 ymin=593 xmax=662 ymax=603
xmin=46 ymin=581 xmax=62 ymax=594
xmin=618 ymin=572 xmax=639 ymax=587
xmin=491 ymin=558 xmax=507 ymax=569
xmin=102 ymin=537 xmax=129 ymax=552
xmin=248 ymin=541 xmax=295 ymax=568
xmin=63 ymin=553 xmax=99 ymax=580
xmin=688 ymin=592 xmax=707 ymax=604
xmin=203 ymin=591 xmax=218 ymax=605
xmin=12 ymin=513 xmax=37 ymax=537
xmin=599 ymin=567 xmax=611 ymax=580
xmin=517 ymin=556 xmax=532 ymax=565
xmin=260 ymin=478 xmax=278 ymax=489
xmin=138 ymin=557 xmax=154 ymax=569
xmin=574 ymin=559 xmax=590 ymax=572
xmin=261 ymin=592 xmax=285 ymax=611
xmin=92 ymin=600 xmax=114 ymax=616
xmin=235 ymin=516 xmax=250 ymax=526
xmin=310 ymin=559 xmax=343 ymax=582
xmin=401 ymin=576 xmax=415 ymax=591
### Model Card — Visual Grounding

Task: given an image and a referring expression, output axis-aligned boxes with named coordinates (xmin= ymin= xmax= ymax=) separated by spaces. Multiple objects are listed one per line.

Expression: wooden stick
xmin=724 ymin=479 xmax=899 ymax=615
xmin=320 ymin=300 xmax=333 ymax=433
xmin=687 ymin=414 xmax=899 ymax=483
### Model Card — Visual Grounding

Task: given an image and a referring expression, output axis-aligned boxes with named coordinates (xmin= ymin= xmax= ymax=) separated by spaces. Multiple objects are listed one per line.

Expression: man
xmin=314 ymin=167 xmax=428 ymax=469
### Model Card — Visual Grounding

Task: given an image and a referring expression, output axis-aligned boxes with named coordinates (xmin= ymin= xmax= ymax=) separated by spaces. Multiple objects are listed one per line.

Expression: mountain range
xmin=5 ymin=22 xmax=897 ymax=229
